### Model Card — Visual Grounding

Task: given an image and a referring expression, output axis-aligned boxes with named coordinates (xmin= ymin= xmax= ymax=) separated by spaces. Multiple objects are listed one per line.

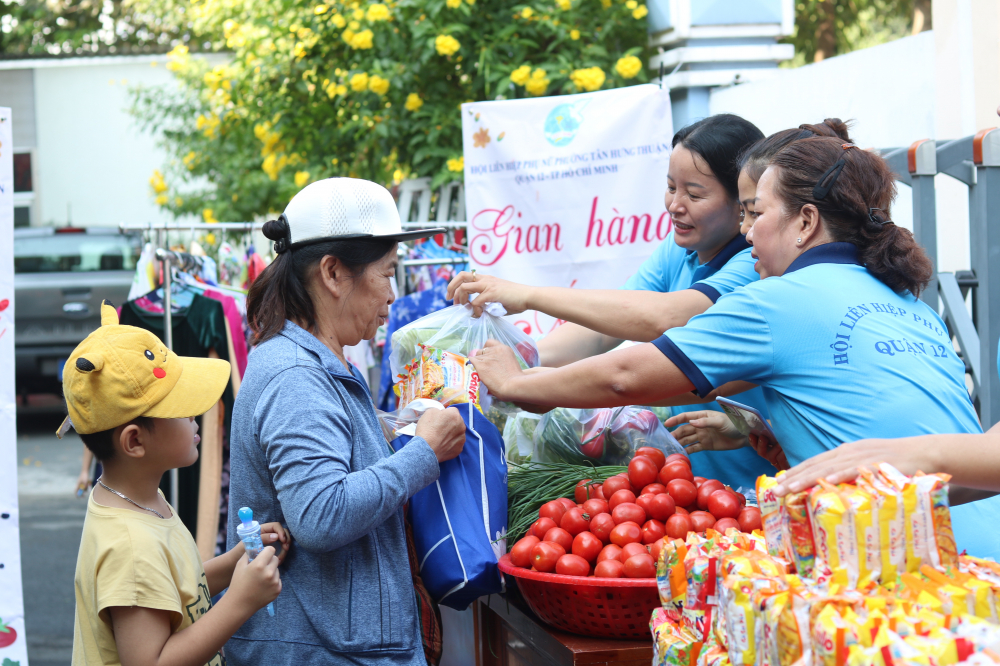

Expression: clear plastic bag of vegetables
xmin=531 ymin=406 xmax=686 ymax=466
xmin=390 ymin=302 xmax=539 ymax=379
xmin=390 ymin=302 xmax=538 ymax=414
xmin=502 ymin=411 xmax=542 ymax=465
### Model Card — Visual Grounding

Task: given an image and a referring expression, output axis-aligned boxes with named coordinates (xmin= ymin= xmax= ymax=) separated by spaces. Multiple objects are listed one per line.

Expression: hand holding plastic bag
xmin=390 ymin=302 xmax=538 ymax=380
xmin=530 ymin=406 xmax=686 ymax=466
xmin=376 ymin=398 xmax=445 ymax=441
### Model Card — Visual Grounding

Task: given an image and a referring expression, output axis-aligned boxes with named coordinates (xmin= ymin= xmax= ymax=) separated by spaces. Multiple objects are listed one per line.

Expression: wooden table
xmin=476 ymin=589 xmax=653 ymax=666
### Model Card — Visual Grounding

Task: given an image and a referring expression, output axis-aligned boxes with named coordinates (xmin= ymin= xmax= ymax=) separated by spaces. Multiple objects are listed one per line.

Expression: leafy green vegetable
xmin=507 ymin=461 xmax=627 ymax=546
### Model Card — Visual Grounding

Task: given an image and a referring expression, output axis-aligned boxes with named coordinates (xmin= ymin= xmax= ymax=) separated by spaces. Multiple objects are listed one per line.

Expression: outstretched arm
xmin=774 ymin=421 xmax=1000 ymax=503
xmin=448 ymin=272 xmax=713 ymax=346
xmin=470 ymin=340 xmax=694 ymax=408
xmin=536 ymin=322 xmax=623 ymax=367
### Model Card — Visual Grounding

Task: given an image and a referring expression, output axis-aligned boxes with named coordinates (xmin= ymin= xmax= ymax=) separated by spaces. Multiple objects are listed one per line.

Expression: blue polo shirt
xmin=655 ymin=242 xmax=1000 ymax=559
xmin=624 ymin=231 xmax=773 ymax=490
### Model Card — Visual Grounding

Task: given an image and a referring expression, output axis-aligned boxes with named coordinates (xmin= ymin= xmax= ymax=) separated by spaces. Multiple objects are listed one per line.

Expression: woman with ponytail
xmin=467 ymin=137 xmax=1000 ymax=560
xmin=227 ymin=179 xmax=468 ymax=665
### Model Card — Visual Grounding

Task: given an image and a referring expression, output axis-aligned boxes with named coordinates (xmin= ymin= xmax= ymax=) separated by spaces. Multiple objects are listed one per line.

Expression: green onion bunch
xmin=507 ymin=462 xmax=628 ymax=547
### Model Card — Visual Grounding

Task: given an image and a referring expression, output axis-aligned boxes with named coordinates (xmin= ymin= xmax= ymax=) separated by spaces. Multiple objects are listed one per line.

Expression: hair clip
xmin=868 ymin=208 xmax=892 ymax=225
xmin=842 ymin=143 xmax=858 ymax=150
xmin=813 ymin=158 xmax=847 ymax=200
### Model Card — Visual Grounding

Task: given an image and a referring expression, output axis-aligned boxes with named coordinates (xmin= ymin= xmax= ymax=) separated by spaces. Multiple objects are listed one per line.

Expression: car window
xmin=14 ymin=233 xmax=142 ymax=273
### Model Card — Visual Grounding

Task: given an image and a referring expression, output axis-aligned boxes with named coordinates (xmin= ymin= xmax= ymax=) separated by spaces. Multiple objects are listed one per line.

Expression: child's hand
xmin=76 ymin=470 xmax=91 ymax=496
xmin=259 ymin=522 xmax=291 ymax=563
xmin=228 ymin=547 xmax=282 ymax=612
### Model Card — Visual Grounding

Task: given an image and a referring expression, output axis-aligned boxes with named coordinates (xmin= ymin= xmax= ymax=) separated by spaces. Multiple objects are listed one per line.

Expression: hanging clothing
xmin=128 ymin=242 xmax=158 ymax=302
xmin=343 ymin=339 xmax=376 ymax=388
xmin=244 ymin=251 xmax=267 ymax=289
xmin=204 ymin=289 xmax=249 ymax=379
xmin=120 ymin=293 xmax=235 ymax=542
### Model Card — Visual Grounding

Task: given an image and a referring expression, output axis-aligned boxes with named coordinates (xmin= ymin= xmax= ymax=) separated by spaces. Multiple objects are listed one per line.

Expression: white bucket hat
xmin=271 ymin=177 xmax=443 ymax=253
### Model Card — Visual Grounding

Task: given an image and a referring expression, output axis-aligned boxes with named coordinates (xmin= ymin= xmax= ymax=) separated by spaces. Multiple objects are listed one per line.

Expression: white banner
xmin=461 ymin=84 xmax=673 ymax=337
xmin=0 ymin=107 xmax=27 ymax=665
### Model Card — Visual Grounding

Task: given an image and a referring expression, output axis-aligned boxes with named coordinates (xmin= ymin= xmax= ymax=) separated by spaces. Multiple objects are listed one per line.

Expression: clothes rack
xmin=121 ymin=221 xmax=262 ymax=558
xmin=155 ymin=248 xmax=180 ymax=508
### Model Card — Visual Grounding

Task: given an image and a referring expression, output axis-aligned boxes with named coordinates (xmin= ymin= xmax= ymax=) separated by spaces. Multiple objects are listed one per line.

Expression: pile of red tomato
xmin=508 ymin=448 xmax=763 ymax=579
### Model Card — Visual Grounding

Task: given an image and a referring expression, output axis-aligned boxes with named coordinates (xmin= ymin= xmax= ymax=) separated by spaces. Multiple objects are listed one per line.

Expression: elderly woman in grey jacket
xmin=226 ymin=178 xmax=467 ymax=665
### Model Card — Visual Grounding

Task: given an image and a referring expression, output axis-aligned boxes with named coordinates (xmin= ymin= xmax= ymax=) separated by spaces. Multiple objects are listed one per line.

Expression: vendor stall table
xmin=478 ymin=592 xmax=653 ymax=666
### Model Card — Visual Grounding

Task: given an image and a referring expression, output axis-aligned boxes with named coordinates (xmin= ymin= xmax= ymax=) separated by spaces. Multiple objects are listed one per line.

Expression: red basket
xmin=497 ymin=554 xmax=659 ymax=639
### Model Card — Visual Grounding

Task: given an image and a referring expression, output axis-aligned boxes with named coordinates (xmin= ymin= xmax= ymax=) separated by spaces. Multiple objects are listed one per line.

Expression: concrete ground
xmin=16 ymin=409 xmax=88 ymax=666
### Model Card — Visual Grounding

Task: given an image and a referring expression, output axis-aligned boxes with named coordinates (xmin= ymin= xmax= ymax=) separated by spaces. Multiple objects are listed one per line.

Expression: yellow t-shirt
xmin=72 ymin=489 xmax=224 ymax=666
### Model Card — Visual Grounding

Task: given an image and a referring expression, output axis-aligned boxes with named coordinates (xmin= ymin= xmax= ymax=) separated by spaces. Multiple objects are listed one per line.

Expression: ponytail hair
xmin=739 ymin=118 xmax=853 ymax=184
xmin=247 ymin=217 xmax=397 ymax=344
xmin=768 ymin=137 xmax=933 ymax=296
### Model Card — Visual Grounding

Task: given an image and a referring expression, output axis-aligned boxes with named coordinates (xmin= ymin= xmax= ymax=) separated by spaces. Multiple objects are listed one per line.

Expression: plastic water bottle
xmin=236 ymin=506 xmax=275 ymax=617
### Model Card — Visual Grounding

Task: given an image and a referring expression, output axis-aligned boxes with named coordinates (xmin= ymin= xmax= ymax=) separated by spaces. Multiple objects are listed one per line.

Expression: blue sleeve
xmin=691 ymin=248 xmax=759 ymax=303
xmin=623 ymin=236 xmax=684 ymax=292
xmin=654 ymin=289 xmax=774 ymax=396
xmin=256 ymin=366 xmax=440 ymax=553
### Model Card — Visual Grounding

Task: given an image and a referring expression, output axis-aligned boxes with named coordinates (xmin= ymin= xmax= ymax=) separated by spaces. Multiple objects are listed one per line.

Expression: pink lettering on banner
xmin=469 ymin=205 xmax=564 ymax=266
xmin=585 ymin=197 xmax=671 ymax=247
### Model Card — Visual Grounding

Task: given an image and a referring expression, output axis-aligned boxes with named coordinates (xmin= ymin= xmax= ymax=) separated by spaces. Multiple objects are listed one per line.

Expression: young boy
xmin=64 ymin=302 xmax=287 ymax=665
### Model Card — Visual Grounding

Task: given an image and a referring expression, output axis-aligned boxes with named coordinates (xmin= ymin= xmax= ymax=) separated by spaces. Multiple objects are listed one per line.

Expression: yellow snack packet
xmin=886 ymin=606 xmax=918 ymax=637
xmin=659 ymin=538 xmax=690 ymax=618
xmin=904 ymin=627 xmax=975 ymax=666
xmin=963 ymin=555 xmax=1000 ymax=586
xmin=698 ymin=639 xmax=733 ymax=666
xmin=878 ymin=463 xmax=957 ymax=573
xmin=878 ymin=464 xmax=924 ymax=574
xmin=921 ymin=565 xmax=986 ymax=618
xmin=720 ymin=576 xmax=757 ymax=666
xmin=912 ymin=471 xmax=959 ymax=571
xmin=774 ymin=588 xmax=812 ymax=666
xmin=757 ymin=475 xmax=793 ymax=563
xmin=808 ymin=481 xmax=858 ymax=587
xmin=811 ymin=603 xmax=863 ymax=666
xmin=783 ymin=489 xmax=817 ymax=578
xmin=955 ymin=577 xmax=997 ymax=622
xmin=747 ymin=577 xmax=797 ymax=666
xmin=847 ymin=625 xmax=930 ymax=666
xmin=858 ymin=467 xmax=905 ymax=586
xmin=395 ymin=345 xmax=482 ymax=409
xmin=653 ymin=612 xmax=705 ymax=666
xmin=840 ymin=483 xmax=881 ymax=589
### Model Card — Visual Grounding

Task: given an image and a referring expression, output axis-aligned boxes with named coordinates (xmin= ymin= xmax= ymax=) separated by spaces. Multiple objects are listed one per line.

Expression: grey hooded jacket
xmin=226 ymin=321 xmax=440 ymax=665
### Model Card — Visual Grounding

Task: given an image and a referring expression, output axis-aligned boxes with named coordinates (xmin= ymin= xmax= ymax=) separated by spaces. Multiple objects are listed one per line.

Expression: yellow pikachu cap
xmin=60 ymin=300 xmax=231 ymax=435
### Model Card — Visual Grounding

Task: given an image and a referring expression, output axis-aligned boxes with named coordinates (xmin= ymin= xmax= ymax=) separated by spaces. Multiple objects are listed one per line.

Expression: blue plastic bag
xmin=389 ymin=401 xmax=507 ymax=610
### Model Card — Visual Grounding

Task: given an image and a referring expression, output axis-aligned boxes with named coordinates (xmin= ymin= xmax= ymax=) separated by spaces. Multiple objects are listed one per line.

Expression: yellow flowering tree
xmin=130 ymin=0 xmax=649 ymax=219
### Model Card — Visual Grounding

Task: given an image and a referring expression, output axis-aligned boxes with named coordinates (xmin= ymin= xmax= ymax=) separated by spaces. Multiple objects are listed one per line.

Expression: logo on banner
xmin=543 ymin=100 xmax=588 ymax=147
xmin=462 ymin=86 xmax=673 ymax=338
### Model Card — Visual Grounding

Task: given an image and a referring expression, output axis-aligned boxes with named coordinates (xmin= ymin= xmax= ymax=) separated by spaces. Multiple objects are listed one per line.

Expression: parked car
xmin=14 ymin=227 xmax=142 ymax=396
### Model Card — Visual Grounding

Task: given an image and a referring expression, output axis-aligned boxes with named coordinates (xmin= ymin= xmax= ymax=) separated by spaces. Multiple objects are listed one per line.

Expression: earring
xmin=797 ymin=238 xmax=802 ymax=243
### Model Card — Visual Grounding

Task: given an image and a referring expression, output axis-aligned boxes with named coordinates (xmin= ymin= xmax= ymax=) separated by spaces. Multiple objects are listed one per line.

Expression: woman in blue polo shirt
xmin=451 ymin=113 xmax=775 ymax=488
xmin=451 ymin=117 xmax=852 ymax=489
xmin=468 ymin=136 xmax=1000 ymax=560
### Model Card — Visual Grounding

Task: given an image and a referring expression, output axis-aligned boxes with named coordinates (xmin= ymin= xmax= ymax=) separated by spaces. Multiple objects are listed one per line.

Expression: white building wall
xmin=33 ymin=56 xmax=176 ymax=227
xmin=0 ymin=54 xmax=222 ymax=229
xmin=706 ymin=29 xmax=983 ymax=275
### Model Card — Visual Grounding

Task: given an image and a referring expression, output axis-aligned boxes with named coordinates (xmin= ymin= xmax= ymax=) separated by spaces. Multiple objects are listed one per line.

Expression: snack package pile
xmin=754 ymin=463 xmax=958 ymax=587
xmin=651 ymin=465 xmax=1000 ymax=666
xmin=393 ymin=345 xmax=481 ymax=409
